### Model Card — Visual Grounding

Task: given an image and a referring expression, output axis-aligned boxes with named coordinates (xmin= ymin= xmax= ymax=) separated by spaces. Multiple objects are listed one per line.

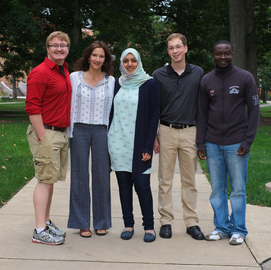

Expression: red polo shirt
xmin=26 ymin=57 xmax=72 ymax=128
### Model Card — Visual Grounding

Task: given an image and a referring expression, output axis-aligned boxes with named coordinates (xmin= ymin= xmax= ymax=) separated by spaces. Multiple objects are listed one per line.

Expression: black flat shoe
xmin=186 ymin=225 xmax=205 ymax=240
xmin=159 ymin=224 xmax=172 ymax=238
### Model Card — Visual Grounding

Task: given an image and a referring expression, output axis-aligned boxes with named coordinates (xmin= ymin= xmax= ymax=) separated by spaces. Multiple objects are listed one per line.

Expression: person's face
xmin=123 ymin=53 xmax=138 ymax=74
xmin=167 ymin=38 xmax=188 ymax=64
xmin=46 ymin=37 xmax=69 ymax=65
xmin=89 ymin=47 xmax=105 ymax=70
xmin=213 ymin=44 xmax=233 ymax=69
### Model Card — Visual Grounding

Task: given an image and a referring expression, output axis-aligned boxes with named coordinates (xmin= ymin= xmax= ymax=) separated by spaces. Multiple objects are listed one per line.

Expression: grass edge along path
xmin=199 ymin=125 xmax=271 ymax=207
xmin=0 ymin=119 xmax=34 ymax=208
xmin=0 ymin=102 xmax=271 ymax=207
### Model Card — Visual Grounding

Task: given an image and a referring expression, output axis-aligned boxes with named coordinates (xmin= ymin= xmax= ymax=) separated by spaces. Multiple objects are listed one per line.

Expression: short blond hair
xmin=46 ymin=31 xmax=70 ymax=47
xmin=166 ymin=33 xmax=187 ymax=47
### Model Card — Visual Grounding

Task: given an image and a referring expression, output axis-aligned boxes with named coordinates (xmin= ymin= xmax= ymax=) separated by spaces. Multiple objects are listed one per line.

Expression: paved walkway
xmin=260 ymin=100 xmax=271 ymax=107
xmin=0 ymin=152 xmax=271 ymax=270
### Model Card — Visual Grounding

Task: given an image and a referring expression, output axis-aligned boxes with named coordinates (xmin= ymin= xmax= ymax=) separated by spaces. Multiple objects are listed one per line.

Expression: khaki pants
xmin=26 ymin=124 xmax=68 ymax=184
xmin=157 ymin=124 xmax=199 ymax=227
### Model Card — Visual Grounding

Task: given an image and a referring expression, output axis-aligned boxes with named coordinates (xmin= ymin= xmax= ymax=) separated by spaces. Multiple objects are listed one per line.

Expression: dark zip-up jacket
xmin=196 ymin=64 xmax=260 ymax=152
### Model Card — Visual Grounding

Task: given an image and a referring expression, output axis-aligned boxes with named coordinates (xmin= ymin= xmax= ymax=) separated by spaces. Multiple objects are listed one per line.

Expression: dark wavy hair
xmin=73 ymin=41 xmax=113 ymax=76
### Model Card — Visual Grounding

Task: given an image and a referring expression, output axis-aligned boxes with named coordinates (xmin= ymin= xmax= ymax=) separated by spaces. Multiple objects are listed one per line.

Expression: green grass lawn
xmin=0 ymin=99 xmax=33 ymax=206
xmin=0 ymin=102 xmax=271 ymax=208
xmin=199 ymin=124 xmax=271 ymax=207
xmin=0 ymin=99 xmax=26 ymax=110
xmin=246 ymin=126 xmax=271 ymax=206
xmin=0 ymin=119 xmax=34 ymax=206
xmin=260 ymin=106 xmax=271 ymax=117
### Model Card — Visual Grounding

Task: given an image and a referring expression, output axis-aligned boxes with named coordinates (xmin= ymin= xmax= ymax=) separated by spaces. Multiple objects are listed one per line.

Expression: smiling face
xmin=213 ymin=44 xmax=233 ymax=69
xmin=88 ymin=47 xmax=105 ymax=71
xmin=122 ymin=53 xmax=139 ymax=74
xmin=46 ymin=37 xmax=69 ymax=65
xmin=167 ymin=38 xmax=188 ymax=64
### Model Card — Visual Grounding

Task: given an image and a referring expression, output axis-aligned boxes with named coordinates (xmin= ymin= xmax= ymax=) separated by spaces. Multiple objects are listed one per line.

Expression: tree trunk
xmin=74 ymin=0 xmax=81 ymax=44
xmin=176 ymin=16 xmax=187 ymax=36
xmin=228 ymin=0 xmax=246 ymax=69
xmin=11 ymin=51 xmax=17 ymax=99
xmin=12 ymin=72 xmax=17 ymax=99
xmin=245 ymin=0 xmax=257 ymax=82
xmin=175 ymin=0 xmax=187 ymax=35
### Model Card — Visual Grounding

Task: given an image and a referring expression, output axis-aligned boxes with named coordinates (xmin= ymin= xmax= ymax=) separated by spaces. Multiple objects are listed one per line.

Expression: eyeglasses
xmin=48 ymin=44 xmax=69 ymax=48
xmin=168 ymin=45 xmax=185 ymax=51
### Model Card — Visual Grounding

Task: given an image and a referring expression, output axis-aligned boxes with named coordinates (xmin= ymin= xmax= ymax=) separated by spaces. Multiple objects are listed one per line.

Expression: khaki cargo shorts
xmin=26 ymin=124 xmax=68 ymax=184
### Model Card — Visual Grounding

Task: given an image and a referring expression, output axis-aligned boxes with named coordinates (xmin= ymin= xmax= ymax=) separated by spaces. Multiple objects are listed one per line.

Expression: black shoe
xmin=159 ymin=224 xmax=172 ymax=238
xmin=186 ymin=226 xmax=205 ymax=240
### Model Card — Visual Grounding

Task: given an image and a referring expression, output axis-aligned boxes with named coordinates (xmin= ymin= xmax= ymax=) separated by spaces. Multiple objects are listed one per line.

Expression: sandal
xmin=79 ymin=229 xmax=92 ymax=238
xmin=95 ymin=229 xmax=107 ymax=236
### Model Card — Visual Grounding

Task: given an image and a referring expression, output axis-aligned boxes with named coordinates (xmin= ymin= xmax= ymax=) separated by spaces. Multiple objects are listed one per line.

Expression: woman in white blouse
xmin=67 ymin=41 xmax=114 ymax=238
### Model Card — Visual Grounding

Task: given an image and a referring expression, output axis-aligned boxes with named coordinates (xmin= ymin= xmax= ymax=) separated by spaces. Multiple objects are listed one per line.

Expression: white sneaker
xmin=205 ymin=231 xmax=228 ymax=241
xmin=32 ymin=226 xmax=65 ymax=245
xmin=229 ymin=234 xmax=244 ymax=245
xmin=47 ymin=219 xmax=66 ymax=237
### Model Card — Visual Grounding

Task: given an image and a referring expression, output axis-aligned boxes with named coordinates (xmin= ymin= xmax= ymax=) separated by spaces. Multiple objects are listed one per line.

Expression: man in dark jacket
xmin=196 ymin=40 xmax=260 ymax=245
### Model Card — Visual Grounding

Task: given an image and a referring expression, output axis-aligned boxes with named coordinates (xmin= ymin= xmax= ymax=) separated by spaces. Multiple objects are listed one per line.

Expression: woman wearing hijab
xmin=108 ymin=48 xmax=160 ymax=243
xmin=67 ymin=41 xmax=114 ymax=238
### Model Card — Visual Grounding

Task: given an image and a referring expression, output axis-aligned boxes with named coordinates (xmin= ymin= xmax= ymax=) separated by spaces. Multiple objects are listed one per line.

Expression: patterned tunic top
xmin=108 ymin=86 xmax=151 ymax=173
xmin=68 ymin=71 xmax=115 ymax=138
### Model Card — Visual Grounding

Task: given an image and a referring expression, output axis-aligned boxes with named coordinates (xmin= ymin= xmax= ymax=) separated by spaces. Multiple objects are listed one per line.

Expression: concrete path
xmin=0 ymin=153 xmax=271 ymax=270
xmin=260 ymin=100 xmax=271 ymax=107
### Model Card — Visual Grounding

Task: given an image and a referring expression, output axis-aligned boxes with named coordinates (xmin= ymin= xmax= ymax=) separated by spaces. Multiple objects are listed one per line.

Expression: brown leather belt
xmin=160 ymin=120 xmax=195 ymax=129
xmin=44 ymin=124 xmax=66 ymax=132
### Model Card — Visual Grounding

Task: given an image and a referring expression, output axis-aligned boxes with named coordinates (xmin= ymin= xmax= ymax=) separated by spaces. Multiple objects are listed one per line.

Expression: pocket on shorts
xmin=26 ymin=124 xmax=34 ymax=135
xmin=33 ymin=157 xmax=58 ymax=181
xmin=26 ymin=124 xmax=49 ymax=141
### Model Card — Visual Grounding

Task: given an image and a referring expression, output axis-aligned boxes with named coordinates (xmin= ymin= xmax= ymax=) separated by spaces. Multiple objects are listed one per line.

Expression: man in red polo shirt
xmin=26 ymin=31 xmax=72 ymax=245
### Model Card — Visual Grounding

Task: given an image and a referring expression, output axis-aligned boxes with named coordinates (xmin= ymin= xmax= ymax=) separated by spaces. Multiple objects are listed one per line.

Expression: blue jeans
xmin=116 ymin=171 xmax=154 ymax=230
xmin=206 ymin=142 xmax=249 ymax=237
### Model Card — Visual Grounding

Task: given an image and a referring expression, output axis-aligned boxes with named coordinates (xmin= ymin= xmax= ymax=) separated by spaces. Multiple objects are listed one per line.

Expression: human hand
xmin=198 ymin=150 xmax=207 ymax=160
xmin=153 ymin=136 xmax=160 ymax=154
xmin=237 ymin=146 xmax=249 ymax=156
xmin=142 ymin=153 xmax=151 ymax=161
xmin=37 ymin=129 xmax=46 ymax=141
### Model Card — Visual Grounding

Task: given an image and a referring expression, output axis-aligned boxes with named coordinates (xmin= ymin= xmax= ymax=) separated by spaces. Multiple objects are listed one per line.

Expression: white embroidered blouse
xmin=67 ymin=70 xmax=115 ymax=138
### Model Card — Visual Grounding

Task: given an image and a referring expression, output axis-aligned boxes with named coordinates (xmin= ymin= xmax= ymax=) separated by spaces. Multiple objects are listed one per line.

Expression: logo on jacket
xmin=229 ymin=86 xmax=239 ymax=94
xmin=210 ymin=90 xmax=215 ymax=96
xmin=252 ymin=95 xmax=259 ymax=105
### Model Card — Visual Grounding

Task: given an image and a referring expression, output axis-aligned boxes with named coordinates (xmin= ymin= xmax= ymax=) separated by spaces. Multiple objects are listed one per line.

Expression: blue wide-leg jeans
xmin=68 ymin=123 xmax=111 ymax=230
xmin=116 ymin=171 xmax=154 ymax=230
xmin=206 ymin=142 xmax=249 ymax=237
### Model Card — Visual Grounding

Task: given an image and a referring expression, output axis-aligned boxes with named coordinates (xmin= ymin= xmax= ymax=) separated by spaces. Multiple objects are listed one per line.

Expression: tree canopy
xmin=1 ymin=0 xmax=271 ymax=86
xmin=0 ymin=0 xmax=44 ymax=79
